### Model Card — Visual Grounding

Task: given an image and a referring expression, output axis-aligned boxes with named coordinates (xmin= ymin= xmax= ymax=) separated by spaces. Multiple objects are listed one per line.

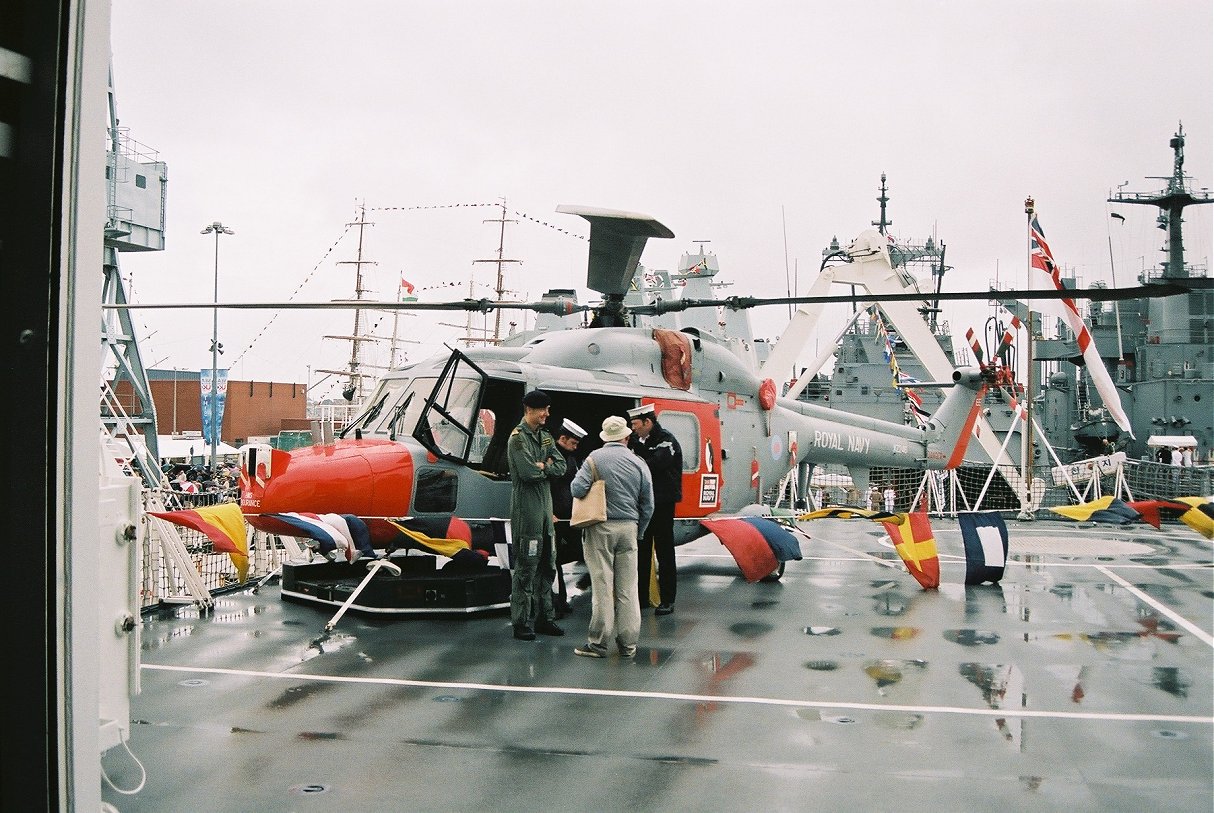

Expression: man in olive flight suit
xmin=506 ymin=390 xmax=567 ymax=641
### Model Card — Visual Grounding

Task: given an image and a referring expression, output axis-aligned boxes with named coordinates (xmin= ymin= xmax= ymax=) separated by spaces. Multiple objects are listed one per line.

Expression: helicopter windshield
xmin=343 ymin=378 xmax=434 ymax=439
xmin=414 ymin=351 xmax=488 ymax=463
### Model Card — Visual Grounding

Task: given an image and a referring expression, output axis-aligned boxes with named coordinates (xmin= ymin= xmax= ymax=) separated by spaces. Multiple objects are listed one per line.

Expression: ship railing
xmin=138 ymin=485 xmax=295 ymax=612
xmin=1138 ymin=262 xmax=1209 ymax=284
xmin=809 ymin=459 xmax=1210 ymax=521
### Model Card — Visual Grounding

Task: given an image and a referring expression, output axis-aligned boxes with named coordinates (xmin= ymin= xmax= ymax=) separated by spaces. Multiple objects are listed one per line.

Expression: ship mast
xmin=1107 ymin=123 xmax=1213 ymax=342
xmin=1019 ymin=196 xmax=1037 ymax=520
xmin=318 ymin=203 xmax=379 ymax=402
xmin=873 ymin=173 xmax=892 ymax=236
xmin=473 ymin=198 xmax=522 ymax=345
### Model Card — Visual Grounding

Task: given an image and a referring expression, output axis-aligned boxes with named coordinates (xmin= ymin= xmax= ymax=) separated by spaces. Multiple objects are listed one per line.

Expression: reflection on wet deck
xmin=105 ymin=519 xmax=1213 ymax=812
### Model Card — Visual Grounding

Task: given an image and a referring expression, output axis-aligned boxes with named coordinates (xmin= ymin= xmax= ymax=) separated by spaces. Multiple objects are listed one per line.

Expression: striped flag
xmin=386 ymin=519 xmax=472 ymax=557
xmin=800 ymin=507 xmax=903 ymax=524
xmin=263 ymin=512 xmax=357 ymax=561
xmin=1028 ymin=216 xmax=1132 ymax=436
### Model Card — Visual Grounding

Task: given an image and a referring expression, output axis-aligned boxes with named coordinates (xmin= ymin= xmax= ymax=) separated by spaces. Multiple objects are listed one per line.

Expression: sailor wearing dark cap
xmin=550 ymin=417 xmax=588 ymax=616
xmin=627 ymin=403 xmax=683 ymax=616
xmin=506 ymin=390 xmax=567 ymax=640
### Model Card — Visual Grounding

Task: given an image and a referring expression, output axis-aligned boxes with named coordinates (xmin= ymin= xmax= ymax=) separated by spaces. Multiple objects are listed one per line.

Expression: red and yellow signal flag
xmin=149 ymin=502 xmax=249 ymax=582
xmin=881 ymin=512 xmax=940 ymax=589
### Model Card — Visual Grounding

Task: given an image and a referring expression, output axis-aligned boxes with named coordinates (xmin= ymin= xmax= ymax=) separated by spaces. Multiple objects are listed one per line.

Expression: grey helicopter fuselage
xmin=328 ymin=324 xmax=986 ymax=546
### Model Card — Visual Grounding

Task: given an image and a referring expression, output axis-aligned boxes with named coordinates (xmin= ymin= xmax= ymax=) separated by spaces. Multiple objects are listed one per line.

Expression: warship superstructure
xmin=800 ymin=129 xmax=1212 ymax=468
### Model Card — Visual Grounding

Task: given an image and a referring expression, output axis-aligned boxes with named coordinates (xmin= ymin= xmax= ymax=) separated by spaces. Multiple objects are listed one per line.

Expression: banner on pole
xmin=200 ymin=369 xmax=229 ymax=446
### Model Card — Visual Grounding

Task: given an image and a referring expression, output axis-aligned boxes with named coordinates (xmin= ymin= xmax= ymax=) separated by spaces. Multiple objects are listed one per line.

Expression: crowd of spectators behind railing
xmin=160 ymin=461 xmax=240 ymax=507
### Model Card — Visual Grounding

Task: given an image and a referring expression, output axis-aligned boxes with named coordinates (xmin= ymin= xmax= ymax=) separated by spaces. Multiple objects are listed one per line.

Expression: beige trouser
xmin=581 ymin=519 xmax=641 ymax=651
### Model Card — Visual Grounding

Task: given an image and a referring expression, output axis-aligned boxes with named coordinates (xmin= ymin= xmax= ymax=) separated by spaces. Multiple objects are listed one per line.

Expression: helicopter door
xmin=413 ymin=349 xmax=489 ymax=463
xmin=644 ymin=397 xmax=722 ymax=518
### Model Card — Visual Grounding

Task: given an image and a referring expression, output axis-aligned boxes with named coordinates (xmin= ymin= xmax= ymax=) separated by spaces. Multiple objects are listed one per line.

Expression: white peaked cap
xmin=561 ymin=418 xmax=587 ymax=439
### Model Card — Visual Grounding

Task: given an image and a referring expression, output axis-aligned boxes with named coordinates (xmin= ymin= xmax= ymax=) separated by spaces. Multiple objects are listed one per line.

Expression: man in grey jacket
xmin=569 ymin=416 xmax=654 ymax=658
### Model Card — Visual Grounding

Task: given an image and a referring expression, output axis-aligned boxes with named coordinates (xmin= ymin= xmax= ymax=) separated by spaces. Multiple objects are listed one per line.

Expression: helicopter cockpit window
xmin=340 ymin=388 xmax=394 ymax=438
xmin=658 ymin=411 xmax=700 ymax=471
xmin=345 ymin=378 xmax=436 ymax=438
xmin=414 ymin=351 xmax=487 ymax=463
xmin=414 ymin=467 xmax=458 ymax=513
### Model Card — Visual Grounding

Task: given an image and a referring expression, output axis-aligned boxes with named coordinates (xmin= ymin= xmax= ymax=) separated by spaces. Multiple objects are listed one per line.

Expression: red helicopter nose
xmin=241 ymin=440 xmax=414 ymax=530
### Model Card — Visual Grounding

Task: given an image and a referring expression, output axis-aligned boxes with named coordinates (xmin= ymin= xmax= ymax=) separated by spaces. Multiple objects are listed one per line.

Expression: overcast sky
xmin=109 ymin=1 xmax=1213 ymax=400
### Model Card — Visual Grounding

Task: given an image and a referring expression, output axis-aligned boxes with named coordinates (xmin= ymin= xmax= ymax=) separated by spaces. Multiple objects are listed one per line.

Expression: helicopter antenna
xmin=782 ymin=205 xmax=792 ymax=320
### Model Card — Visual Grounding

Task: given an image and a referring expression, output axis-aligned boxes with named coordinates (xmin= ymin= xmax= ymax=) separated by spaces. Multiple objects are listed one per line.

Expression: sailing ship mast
xmin=317 ymin=203 xmax=379 ymax=402
xmin=443 ymin=198 xmax=523 ymax=346
xmin=473 ymin=198 xmax=522 ymax=345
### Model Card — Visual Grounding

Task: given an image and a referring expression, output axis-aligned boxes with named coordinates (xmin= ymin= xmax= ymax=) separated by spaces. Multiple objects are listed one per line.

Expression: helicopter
xmin=236 ymin=205 xmax=992 ymax=559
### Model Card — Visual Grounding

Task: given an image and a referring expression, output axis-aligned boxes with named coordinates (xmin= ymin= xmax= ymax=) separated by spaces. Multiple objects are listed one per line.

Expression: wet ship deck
xmin=104 ymin=518 xmax=1213 ymax=812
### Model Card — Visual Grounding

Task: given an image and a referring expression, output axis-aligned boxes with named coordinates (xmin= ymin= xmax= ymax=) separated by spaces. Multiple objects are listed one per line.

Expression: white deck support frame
xmin=144 ymin=493 xmax=214 ymax=610
xmin=762 ymin=231 xmax=1027 ymax=500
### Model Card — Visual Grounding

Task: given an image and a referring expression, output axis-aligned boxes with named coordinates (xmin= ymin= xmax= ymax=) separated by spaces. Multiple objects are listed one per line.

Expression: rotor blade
xmin=105 ymin=282 xmax=1194 ymax=313
xmin=626 ymin=282 xmax=1195 ymax=315
xmin=107 ymin=297 xmax=593 ymax=314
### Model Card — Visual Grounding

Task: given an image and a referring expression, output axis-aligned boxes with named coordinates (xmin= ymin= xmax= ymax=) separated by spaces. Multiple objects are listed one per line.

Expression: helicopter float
xmin=234 ymin=205 xmax=1000 ymax=614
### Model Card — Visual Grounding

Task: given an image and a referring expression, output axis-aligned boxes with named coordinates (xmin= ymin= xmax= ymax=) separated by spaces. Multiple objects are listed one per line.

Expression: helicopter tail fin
xmin=923 ymin=369 xmax=988 ymax=469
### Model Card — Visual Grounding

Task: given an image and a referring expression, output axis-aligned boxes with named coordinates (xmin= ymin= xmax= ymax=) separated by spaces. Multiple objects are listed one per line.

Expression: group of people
xmin=505 ymin=390 xmax=683 ymax=659
xmin=165 ymin=462 xmax=239 ymax=498
xmin=861 ymin=483 xmax=897 ymax=513
xmin=1157 ymin=445 xmax=1196 ymax=468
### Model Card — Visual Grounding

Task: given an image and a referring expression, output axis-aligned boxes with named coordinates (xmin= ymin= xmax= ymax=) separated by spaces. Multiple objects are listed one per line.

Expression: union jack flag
xmin=1029 ymin=217 xmax=1059 ymax=284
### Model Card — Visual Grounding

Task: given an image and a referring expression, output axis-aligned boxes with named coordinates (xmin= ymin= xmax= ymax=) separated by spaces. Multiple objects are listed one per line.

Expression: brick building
xmin=112 ymin=369 xmax=310 ymax=446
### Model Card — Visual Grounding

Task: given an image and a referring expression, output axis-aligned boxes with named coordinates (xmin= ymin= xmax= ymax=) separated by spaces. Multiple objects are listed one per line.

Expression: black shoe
xmin=513 ymin=626 xmax=536 ymax=641
xmin=536 ymin=620 xmax=565 ymax=637
xmin=655 ymin=603 xmax=674 ymax=616
xmin=574 ymin=643 xmax=606 ymax=658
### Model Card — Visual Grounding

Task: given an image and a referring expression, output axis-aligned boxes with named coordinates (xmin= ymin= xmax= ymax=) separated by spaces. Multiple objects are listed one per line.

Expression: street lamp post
xmin=201 ymin=221 xmax=234 ymax=471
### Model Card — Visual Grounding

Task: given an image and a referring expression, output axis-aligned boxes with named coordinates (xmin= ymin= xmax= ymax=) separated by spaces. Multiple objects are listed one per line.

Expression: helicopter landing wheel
xmin=760 ymin=562 xmax=786 ymax=583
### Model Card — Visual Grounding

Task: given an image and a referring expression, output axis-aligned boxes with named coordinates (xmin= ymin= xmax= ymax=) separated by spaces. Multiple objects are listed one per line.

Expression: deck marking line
xmin=1096 ymin=564 xmax=1214 ymax=648
xmin=687 ymin=550 xmax=1212 ymax=571
xmin=142 ymin=664 xmax=1211 ymax=725
xmin=807 ymin=534 xmax=902 ymax=570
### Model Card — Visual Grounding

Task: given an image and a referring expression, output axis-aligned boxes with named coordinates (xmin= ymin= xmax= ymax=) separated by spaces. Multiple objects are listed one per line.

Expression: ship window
xmin=656 ymin=411 xmax=700 ymax=472
xmin=135 ymin=174 xmax=147 ymax=188
xmin=414 ymin=467 xmax=457 ymax=513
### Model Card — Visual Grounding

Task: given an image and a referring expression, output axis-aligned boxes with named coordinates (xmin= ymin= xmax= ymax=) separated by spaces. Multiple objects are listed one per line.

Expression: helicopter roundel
xmin=769 ymin=434 xmax=783 ymax=461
